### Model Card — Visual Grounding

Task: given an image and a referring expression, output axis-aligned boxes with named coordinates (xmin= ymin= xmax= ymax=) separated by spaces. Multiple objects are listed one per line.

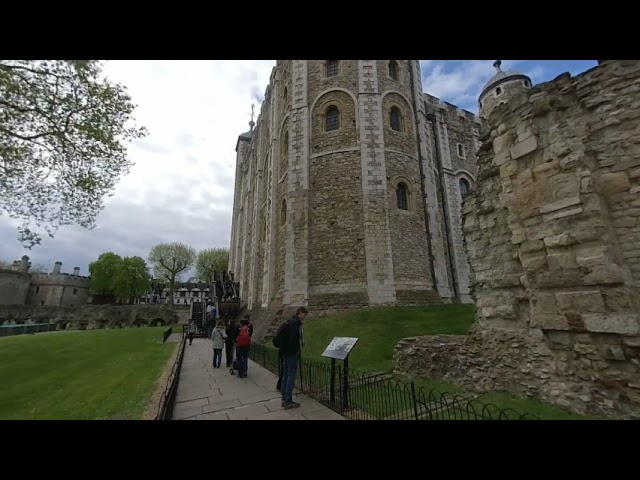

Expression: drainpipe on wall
xmin=408 ymin=61 xmax=438 ymax=291
xmin=426 ymin=113 xmax=459 ymax=301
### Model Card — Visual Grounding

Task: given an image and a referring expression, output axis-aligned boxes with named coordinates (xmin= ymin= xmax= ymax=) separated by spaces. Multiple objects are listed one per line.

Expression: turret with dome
xmin=478 ymin=60 xmax=532 ymax=118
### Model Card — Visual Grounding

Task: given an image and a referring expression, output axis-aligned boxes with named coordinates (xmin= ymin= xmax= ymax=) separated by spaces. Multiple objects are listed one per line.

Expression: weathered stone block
xmin=583 ymin=264 xmax=625 ymax=285
xmin=575 ymin=245 xmax=608 ymax=267
xmin=555 ymin=291 xmax=606 ymax=313
xmin=510 ymin=136 xmax=538 ymax=160
xmin=582 ymin=313 xmax=640 ymax=335
xmin=598 ymin=172 xmax=630 ymax=196
xmin=543 ymin=233 xmax=573 ymax=248
xmin=547 ymin=251 xmax=576 ymax=270
xmin=539 ymin=196 xmax=582 ymax=214
xmin=519 ymin=240 xmax=545 ymax=253
xmin=520 ymin=252 xmax=547 ymax=273
xmin=532 ymin=293 xmax=559 ymax=314
xmin=530 ymin=313 xmax=570 ymax=330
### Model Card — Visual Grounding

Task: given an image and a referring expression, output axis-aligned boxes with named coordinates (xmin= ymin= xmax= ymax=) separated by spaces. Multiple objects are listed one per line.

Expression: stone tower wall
xmin=230 ymin=60 xmax=495 ymax=324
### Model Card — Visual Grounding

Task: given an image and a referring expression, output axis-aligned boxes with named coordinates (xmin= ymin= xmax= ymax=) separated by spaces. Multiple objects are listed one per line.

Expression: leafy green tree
xmin=0 ymin=60 xmax=148 ymax=248
xmin=148 ymin=242 xmax=196 ymax=308
xmin=112 ymin=256 xmax=150 ymax=303
xmin=196 ymin=247 xmax=230 ymax=283
xmin=88 ymin=252 xmax=122 ymax=296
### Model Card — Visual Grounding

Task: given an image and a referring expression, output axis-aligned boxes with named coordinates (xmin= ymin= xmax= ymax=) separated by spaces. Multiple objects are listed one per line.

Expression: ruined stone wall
xmin=395 ymin=61 xmax=640 ymax=419
xmin=0 ymin=304 xmax=178 ymax=329
xmin=0 ymin=270 xmax=30 ymax=306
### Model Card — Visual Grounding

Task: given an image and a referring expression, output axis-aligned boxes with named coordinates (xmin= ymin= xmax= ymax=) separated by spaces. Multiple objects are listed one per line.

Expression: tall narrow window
xmin=326 ymin=60 xmax=339 ymax=77
xmin=389 ymin=60 xmax=399 ymax=81
xmin=459 ymin=178 xmax=471 ymax=197
xmin=397 ymin=183 xmax=408 ymax=210
xmin=326 ymin=106 xmax=339 ymax=131
xmin=280 ymin=199 xmax=287 ymax=226
xmin=390 ymin=107 xmax=401 ymax=131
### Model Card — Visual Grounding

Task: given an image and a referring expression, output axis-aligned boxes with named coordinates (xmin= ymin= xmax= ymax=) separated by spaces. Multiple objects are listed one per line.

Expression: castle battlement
xmin=30 ymin=273 xmax=91 ymax=287
xmin=423 ymin=93 xmax=483 ymax=125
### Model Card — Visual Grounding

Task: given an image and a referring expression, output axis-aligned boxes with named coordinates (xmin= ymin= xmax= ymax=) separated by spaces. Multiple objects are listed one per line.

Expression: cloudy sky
xmin=0 ymin=60 xmax=597 ymax=277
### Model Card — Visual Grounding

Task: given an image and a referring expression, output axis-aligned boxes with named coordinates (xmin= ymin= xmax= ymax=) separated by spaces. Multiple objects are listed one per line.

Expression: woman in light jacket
xmin=211 ymin=320 xmax=227 ymax=368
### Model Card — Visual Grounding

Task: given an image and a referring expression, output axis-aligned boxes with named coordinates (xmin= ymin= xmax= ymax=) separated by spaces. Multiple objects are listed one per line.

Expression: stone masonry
xmin=0 ymin=304 xmax=177 ymax=330
xmin=0 ymin=258 xmax=90 ymax=307
xmin=394 ymin=61 xmax=640 ymax=419
xmin=229 ymin=60 xmax=482 ymax=324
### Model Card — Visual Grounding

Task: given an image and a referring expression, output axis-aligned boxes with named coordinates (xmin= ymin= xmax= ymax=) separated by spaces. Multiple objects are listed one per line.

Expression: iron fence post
xmin=342 ymin=357 xmax=350 ymax=411
xmin=330 ymin=358 xmax=336 ymax=406
xmin=410 ymin=381 xmax=420 ymax=420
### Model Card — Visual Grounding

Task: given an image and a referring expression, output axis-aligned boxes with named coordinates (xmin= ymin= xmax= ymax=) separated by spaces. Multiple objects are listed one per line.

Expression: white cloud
xmin=1 ymin=60 xmax=588 ymax=278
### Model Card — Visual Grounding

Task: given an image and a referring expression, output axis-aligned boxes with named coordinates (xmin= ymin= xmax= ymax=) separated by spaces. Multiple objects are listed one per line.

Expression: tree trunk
xmin=168 ymin=274 xmax=175 ymax=308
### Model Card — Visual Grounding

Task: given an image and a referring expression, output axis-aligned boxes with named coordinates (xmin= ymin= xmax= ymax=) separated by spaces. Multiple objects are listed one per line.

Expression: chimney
xmin=53 ymin=261 xmax=62 ymax=275
xmin=20 ymin=255 xmax=30 ymax=273
xmin=73 ymin=267 xmax=80 ymax=276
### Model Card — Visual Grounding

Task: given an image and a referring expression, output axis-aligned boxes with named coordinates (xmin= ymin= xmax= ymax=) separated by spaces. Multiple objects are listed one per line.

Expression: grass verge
xmin=0 ymin=327 xmax=176 ymax=420
xmin=263 ymin=305 xmax=596 ymax=420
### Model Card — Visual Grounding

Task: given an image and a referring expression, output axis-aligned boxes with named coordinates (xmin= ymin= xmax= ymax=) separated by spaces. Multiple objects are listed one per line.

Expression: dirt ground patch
xmin=142 ymin=341 xmax=181 ymax=420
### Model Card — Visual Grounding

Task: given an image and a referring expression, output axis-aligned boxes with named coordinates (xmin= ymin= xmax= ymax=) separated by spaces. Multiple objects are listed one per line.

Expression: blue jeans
xmin=281 ymin=354 xmax=299 ymax=404
xmin=213 ymin=348 xmax=222 ymax=368
xmin=236 ymin=346 xmax=249 ymax=377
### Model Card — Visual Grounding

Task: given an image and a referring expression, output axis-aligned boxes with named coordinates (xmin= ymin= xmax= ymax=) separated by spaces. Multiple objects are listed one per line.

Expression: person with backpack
xmin=273 ymin=306 xmax=308 ymax=409
xmin=234 ymin=315 xmax=253 ymax=378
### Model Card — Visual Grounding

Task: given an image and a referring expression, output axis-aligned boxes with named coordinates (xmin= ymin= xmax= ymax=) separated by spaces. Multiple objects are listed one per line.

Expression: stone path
xmin=172 ymin=337 xmax=346 ymax=420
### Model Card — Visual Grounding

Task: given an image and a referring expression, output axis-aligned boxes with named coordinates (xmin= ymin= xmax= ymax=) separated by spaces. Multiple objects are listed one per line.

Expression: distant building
xmin=0 ymin=257 xmax=90 ymax=306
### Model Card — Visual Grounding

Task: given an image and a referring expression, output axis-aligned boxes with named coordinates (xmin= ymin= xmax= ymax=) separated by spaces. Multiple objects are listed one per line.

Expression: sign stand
xmin=322 ymin=337 xmax=358 ymax=411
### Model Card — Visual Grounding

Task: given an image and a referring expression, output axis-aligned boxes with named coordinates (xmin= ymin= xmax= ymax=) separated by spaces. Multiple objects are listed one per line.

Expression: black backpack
xmin=272 ymin=320 xmax=290 ymax=349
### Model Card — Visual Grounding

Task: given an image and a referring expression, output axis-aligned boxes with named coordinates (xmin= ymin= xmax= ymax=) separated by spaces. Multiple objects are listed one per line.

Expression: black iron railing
xmin=0 ymin=323 xmax=57 ymax=337
xmin=155 ymin=327 xmax=187 ymax=420
xmin=162 ymin=326 xmax=173 ymax=343
xmin=248 ymin=343 xmax=540 ymax=420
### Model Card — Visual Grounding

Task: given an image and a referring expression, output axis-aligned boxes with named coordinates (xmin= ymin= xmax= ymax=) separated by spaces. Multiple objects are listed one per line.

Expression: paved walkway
xmin=172 ymin=337 xmax=346 ymax=420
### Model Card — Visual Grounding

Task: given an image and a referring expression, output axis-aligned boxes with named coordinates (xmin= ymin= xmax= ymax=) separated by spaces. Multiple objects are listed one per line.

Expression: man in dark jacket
xmin=280 ymin=306 xmax=308 ymax=409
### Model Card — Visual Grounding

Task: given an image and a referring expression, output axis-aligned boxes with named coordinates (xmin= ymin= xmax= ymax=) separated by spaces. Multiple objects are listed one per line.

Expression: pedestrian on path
xmin=225 ymin=319 xmax=236 ymax=368
xmin=211 ymin=320 xmax=227 ymax=368
xmin=234 ymin=315 xmax=253 ymax=378
xmin=188 ymin=320 xmax=197 ymax=346
xmin=279 ymin=306 xmax=308 ymax=409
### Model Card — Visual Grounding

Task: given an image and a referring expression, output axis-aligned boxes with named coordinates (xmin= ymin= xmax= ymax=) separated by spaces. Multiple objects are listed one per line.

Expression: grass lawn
xmin=0 ymin=327 xmax=176 ymax=420
xmin=284 ymin=305 xmax=596 ymax=420
xmin=303 ymin=304 xmax=475 ymax=372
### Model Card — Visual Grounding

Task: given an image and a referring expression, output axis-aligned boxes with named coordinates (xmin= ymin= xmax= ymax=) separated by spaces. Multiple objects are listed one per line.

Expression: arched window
xmin=396 ymin=182 xmax=408 ymax=210
xmin=390 ymin=107 xmax=401 ymax=131
xmin=459 ymin=178 xmax=471 ymax=197
xmin=326 ymin=106 xmax=339 ymax=131
xmin=326 ymin=60 xmax=339 ymax=77
xmin=389 ymin=61 xmax=399 ymax=81
xmin=496 ymin=87 xmax=502 ymax=95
